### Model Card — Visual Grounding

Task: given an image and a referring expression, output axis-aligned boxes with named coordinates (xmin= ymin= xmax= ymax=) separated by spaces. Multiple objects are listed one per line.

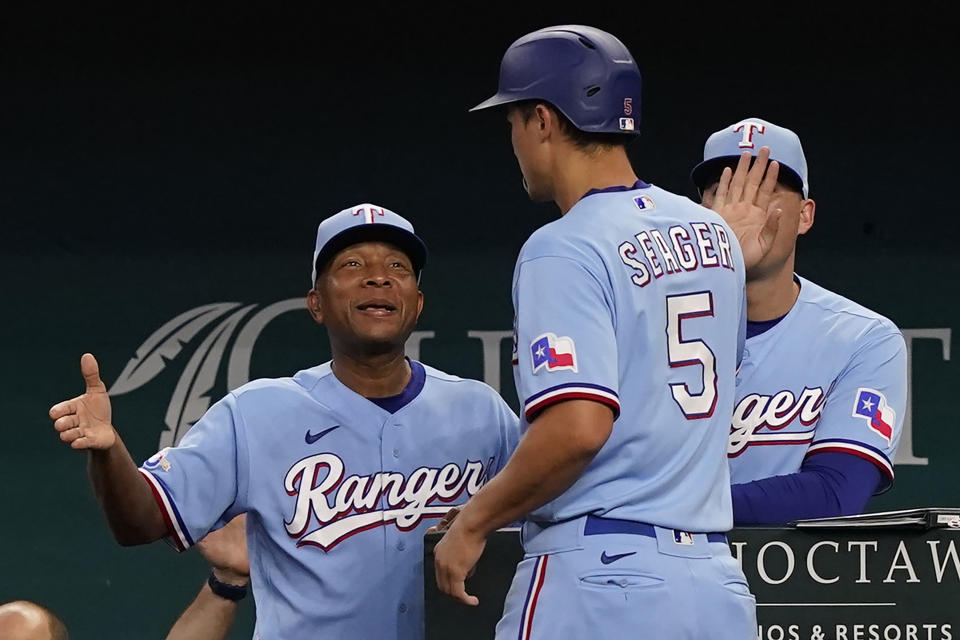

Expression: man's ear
xmin=798 ymin=198 xmax=816 ymax=235
xmin=535 ymin=103 xmax=553 ymax=139
xmin=415 ymin=290 xmax=424 ymax=322
xmin=306 ymin=288 xmax=324 ymax=324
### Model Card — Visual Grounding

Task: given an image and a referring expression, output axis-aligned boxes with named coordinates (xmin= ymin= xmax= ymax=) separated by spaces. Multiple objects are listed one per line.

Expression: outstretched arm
xmin=166 ymin=515 xmax=249 ymax=640
xmin=49 ymin=353 xmax=168 ymax=545
xmin=165 ymin=581 xmax=242 ymax=640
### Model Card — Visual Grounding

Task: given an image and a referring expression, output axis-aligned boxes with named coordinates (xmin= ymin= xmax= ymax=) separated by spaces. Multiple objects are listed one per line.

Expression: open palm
xmin=709 ymin=147 xmax=782 ymax=270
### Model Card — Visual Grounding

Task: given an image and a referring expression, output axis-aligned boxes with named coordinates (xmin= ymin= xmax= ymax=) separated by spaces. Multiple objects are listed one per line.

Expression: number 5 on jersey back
xmin=666 ymin=291 xmax=718 ymax=419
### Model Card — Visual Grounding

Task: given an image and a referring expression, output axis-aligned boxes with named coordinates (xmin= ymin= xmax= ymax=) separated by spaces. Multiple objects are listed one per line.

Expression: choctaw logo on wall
xmin=109 ymin=301 xmax=950 ymax=467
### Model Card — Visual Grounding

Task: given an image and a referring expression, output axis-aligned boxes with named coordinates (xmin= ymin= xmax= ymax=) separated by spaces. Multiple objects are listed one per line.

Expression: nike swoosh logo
xmin=305 ymin=425 xmax=340 ymax=444
xmin=600 ymin=551 xmax=637 ymax=565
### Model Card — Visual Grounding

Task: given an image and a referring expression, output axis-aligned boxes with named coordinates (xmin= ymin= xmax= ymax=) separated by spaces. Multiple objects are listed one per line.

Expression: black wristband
xmin=207 ymin=571 xmax=248 ymax=602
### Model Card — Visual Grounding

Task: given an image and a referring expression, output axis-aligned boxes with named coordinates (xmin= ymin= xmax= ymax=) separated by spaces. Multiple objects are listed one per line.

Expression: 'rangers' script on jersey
xmin=284 ymin=454 xmax=491 ymax=550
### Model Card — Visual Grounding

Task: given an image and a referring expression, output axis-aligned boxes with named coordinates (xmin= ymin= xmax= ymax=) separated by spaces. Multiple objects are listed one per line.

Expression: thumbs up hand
xmin=49 ymin=353 xmax=117 ymax=450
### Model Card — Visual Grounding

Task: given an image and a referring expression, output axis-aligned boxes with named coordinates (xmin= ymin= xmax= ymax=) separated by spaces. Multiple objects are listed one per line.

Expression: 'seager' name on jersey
xmin=511 ymin=181 xmax=747 ymax=533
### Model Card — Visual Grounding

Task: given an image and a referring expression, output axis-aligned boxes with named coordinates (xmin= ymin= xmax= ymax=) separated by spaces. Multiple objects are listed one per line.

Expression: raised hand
xmin=49 ymin=353 xmax=117 ymax=450
xmin=709 ymin=147 xmax=782 ymax=271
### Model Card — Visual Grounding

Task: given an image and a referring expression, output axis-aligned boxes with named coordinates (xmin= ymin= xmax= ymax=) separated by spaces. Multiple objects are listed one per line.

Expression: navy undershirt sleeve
xmin=731 ymin=452 xmax=884 ymax=526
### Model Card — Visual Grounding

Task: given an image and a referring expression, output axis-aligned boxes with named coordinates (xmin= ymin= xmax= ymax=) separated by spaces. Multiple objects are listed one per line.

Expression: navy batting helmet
xmin=470 ymin=25 xmax=642 ymax=135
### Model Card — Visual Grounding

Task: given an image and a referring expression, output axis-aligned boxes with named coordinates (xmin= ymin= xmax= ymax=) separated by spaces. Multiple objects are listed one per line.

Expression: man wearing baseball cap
xmin=49 ymin=204 xmax=519 ymax=640
xmin=691 ymin=119 xmax=907 ymax=525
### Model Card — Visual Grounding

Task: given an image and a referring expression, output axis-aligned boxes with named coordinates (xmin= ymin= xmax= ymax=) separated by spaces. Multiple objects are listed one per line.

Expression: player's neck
xmin=330 ymin=349 xmax=411 ymax=398
xmin=553 ymin=147 xmax=637 ymax=215
xmin=746 ymin=265 xmax=801 ymax=322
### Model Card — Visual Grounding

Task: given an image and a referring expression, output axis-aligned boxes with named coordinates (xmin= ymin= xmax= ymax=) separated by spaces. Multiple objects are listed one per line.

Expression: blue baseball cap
xmin=311 ymin=204 xmax=428 ymax=285
xmin=690 ymin=117 xmax=809 ymax=198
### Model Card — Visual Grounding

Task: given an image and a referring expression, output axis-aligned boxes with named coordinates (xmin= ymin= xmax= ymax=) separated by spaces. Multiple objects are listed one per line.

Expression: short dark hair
xmin=511 ymin=100 xmax=635 ymax=151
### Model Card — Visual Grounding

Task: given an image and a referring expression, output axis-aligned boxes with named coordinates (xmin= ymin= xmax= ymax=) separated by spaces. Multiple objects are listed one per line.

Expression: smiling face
xmin=307 ymin=240 xmax=424 ymax=357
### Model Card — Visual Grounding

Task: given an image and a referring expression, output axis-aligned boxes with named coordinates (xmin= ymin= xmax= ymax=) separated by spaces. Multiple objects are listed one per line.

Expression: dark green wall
xmin=2 ymin=4 xmax=956 ymax=638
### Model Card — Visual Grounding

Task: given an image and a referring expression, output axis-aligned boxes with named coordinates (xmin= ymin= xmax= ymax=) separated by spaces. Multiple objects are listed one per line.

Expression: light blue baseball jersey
xmin=511 ymin=181 xmax=746 ymax=532
xmin=728 ymin=276 xmax=907 ymax=490
xmin=139 ymin=360 xmax=519 ymax=640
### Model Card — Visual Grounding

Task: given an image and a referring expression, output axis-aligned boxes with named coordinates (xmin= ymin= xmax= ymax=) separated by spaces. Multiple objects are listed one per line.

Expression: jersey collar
xmin=580 ymin=179 xmax=651 ymax=202
xmin=745 ymin=275 xmax=803 ymax=340
xmin=367 ymin=360 xmax=426 ymax=413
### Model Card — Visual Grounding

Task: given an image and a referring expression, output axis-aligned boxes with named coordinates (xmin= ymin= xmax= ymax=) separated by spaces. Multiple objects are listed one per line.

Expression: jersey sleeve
xmin=493 ymin=397 xmax=521 ymax=477
xmin=514 ymin=254 xmax=619 ymax=422
xmin=138 ymin=393 xmax=248 ymax=551
xmin=804 ymin=329 xmax=907 ymax=492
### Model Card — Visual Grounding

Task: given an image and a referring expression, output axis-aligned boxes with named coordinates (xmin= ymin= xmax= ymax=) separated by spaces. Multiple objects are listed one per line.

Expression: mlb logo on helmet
xmin=619 ymin=117 xmax=635 ymax=131
xmin=852 ymin=388 xmax=896 ymax=443
xmin=530 ymin=333 xmax=578 ymax=373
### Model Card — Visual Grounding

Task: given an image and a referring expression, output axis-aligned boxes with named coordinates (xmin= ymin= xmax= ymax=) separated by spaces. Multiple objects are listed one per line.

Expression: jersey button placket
xmin=736 ymin=349 xmax=751 ymax=386
xmin=399 ymin=603 xmax=407 ymax=613
xmin=392 ymin=420 xmax=402 ymax=458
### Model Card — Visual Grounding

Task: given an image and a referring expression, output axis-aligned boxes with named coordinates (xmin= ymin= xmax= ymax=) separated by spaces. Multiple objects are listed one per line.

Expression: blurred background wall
xmin=1 ymin=3 xmax=955 ymax=637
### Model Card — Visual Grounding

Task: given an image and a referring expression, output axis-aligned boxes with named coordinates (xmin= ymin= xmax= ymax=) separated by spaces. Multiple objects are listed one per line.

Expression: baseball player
xmin=433 ymin=26 xmax=759 ymax=639
xmin=691 ymin=118 xmax=908 ymax=525
xmin=49 ymin=204 xmax=520 ymax=640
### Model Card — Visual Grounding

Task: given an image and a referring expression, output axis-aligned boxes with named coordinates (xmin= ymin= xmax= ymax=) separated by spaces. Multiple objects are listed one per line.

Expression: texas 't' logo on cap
xmin=733 ymin=120 xmax=766 ymax=149
xmin=352 ymin=206 xmax=385 ymax=224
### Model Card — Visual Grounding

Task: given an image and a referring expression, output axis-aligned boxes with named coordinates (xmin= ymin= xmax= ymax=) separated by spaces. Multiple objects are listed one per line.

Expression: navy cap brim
xmin=690 ymin=155 xmax=805 ymax=195
xmin=469 ymin=91 xmax=527 ymax=112
xmin=313 ymin=225 xmax=428 ymax=282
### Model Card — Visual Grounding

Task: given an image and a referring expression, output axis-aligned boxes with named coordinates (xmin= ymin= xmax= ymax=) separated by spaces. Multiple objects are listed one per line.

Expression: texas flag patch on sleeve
xmin=852 ymin=388 xmax=896 ymax=443
xmin=531 ymin=333 xmax=578 ymax=373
